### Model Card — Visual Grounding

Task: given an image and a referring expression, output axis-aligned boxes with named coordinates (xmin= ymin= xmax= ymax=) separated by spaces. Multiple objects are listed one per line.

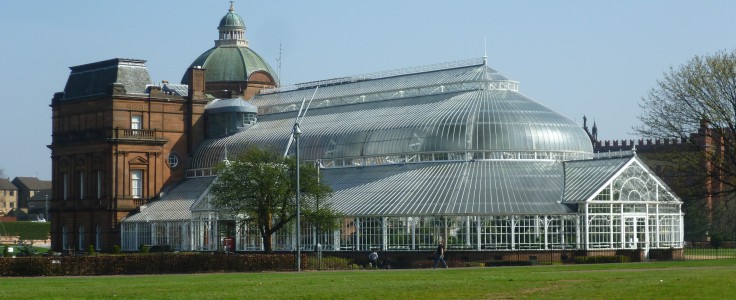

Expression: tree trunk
xmin=262 ymin=231 xmax=273 ymax=253
xmin=262 ymin=213 xmax=274 ymax=252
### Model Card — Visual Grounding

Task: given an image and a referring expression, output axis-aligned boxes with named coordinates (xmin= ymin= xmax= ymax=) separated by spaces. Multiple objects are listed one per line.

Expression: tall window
xmin=78 ymin=225 xmax=85 ymax=251
xmin=96 ymin=225 xmax=102 ymax=251
xmin=131 ymin=170 xmax=143 ymax=198
xmin=63 ymin=173 xmax=69 ymax=200
xmin=131 ymin=115 xmax=142 ymax=130
xmin=79 ymin=171 xmax=85 ymax=199
xmin=62 ymin=225 xmax=68 ymax=250
xmin=96 ymin=170 xmax=103 ymax=199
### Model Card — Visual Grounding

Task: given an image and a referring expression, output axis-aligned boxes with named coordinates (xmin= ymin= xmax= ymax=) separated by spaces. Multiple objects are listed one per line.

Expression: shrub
xmin=150 ymin=245 xmax=173 ymax=252
xmin=0 ymin=253 xmax=298 ymax=276
xmin=573 ymin=255 xmax=630 ymax=264
xmin=306 ymin=255 xmax=355 ymax=270
xmin=139 ymin=244 xmax=150 ymax=254
xmin=112 ymin=245 xmax=121 ymax=254
xmin=18 ymin=245 xmax=36 ymax=256
xmin=485 ymin=261 xmax=533 ymax=267
xmin=87 ymin=244 xmax=96 ymax=256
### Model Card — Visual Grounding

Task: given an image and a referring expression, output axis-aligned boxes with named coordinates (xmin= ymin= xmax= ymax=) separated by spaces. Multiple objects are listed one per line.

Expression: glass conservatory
xmin=121 ymin=58 xmax=683 ymax=254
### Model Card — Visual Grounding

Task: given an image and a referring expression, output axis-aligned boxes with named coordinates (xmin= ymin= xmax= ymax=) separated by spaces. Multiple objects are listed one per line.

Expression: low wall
xmin=315 ymin=250 xmax=581 ymax=269
xmin=313 ymin=248 xmax=684 ymax=268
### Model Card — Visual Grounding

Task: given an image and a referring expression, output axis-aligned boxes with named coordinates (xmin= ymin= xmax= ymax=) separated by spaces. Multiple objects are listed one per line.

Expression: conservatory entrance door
xmin=623 ymin=216 xmax=647 ymax=249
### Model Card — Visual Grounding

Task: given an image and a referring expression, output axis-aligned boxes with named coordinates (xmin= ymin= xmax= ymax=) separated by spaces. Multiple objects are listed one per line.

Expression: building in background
xmin=12 ymin=177 xmax=51 ymax=211
xmin=588 ymin=121 xmax=730 ymax=242
xmin=0 ymin=178 xmax=18 ymax=216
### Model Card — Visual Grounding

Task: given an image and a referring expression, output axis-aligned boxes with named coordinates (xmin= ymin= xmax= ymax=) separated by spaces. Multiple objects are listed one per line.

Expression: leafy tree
xmin=636 ymin=50 xmax=736 ymax=238
xmin=210 ymin=147 xmax=336 ymax=252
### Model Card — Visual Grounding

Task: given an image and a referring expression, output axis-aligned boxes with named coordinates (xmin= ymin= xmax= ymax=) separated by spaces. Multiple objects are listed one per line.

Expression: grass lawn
xmin=1 ymin=259 xmax=735 ymax=299
xmin=0 ymin=222 xmax=50 ymax=240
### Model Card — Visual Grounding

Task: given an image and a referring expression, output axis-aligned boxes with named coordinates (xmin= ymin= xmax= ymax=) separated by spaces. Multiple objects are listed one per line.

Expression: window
xmin=168 ymin=153 xmax=179 ymax=169
xmin=63 ymin=173 xmax=69 ymax=200
xmin=78 ymin=225 xmax=85 ymax=251
xmin=131 ymin=115 xmax=142 ymax=130
xmin=79 ymin=171 xmax=85 ymax=199
xmin=9 ymin=191 xmax=13 ymax=196
xmin=62 ymin=225 xmax=68 ymax=250
xmin=96 ymin=225 xmax=102 ymax=251
xmin=131 ymin=169 xmax=143 ymax=198
xmin=96 ymin=170 xmax=103 ymax=199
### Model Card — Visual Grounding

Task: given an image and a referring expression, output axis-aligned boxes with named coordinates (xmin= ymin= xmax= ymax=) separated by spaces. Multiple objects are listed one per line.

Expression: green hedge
xmin=0 ymin=222 xmax=50 ymax=240
xmin=0 ymin=253 xmax=299 ymax=276
xmin=573 ymin=255 xmax=630 ymax=264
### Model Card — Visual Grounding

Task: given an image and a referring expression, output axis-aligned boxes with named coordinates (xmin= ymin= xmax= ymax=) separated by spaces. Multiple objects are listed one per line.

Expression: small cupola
xmin=216 ymin=1 xmax=247 ymax=47
xmin=205 ymin=97 xmax=258 ymax=137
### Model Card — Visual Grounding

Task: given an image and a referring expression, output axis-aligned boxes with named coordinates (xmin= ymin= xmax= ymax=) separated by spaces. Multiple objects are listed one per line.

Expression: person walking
xmin=368 ymin=250 xmax=379 ymax=269
xmin=434 ymin=240 xmax=448 ymax=268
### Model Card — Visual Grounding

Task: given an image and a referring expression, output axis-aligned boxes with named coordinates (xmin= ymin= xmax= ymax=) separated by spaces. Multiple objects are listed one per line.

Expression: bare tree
xmin=636 ymin=50 xmax=736 ymax=238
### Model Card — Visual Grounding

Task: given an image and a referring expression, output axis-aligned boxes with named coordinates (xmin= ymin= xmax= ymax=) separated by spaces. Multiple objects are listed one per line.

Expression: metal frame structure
xmin=120 ymin=58 xmax=684 ymax=254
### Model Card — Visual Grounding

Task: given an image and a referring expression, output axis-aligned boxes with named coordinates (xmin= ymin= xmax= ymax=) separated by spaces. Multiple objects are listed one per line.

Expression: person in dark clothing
xmin=434 ymin=240 xmax=448 ymax=268
xmin=368 ymin=250 xmax=379 ymax=268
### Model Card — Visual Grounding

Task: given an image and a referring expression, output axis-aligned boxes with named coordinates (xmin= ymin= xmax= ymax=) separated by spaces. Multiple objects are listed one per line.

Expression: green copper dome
xmin=183 ymin=46 xmax=276 ymax=84
xmin=218 ymin=3 xmax=245 ymax=29
xmin=182 ymin=2 xmax=276 ymax=85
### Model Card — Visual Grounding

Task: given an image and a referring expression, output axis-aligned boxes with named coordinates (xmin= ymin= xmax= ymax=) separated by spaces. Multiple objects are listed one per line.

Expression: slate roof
xmin=0 ymin=178 xmax=17 ymax=190
xmin=62 ymin=58 xmax=152 ymax=100
xmin=11 ymin=177 xmax=50 ymax=190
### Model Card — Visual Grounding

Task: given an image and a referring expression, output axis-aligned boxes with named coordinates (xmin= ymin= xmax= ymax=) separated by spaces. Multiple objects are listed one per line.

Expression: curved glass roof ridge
xmin=252 ymin=58 xmax=519 ymax=114
xmin=262 ymin=57 xmax=488 ymax=94
xmin=189 ymin=86 xmax=593 ymax=170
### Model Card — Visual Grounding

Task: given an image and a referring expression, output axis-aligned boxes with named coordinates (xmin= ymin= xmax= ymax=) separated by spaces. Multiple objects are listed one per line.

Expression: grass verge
xmin=0 ymin=259 xmax=735 ymax=299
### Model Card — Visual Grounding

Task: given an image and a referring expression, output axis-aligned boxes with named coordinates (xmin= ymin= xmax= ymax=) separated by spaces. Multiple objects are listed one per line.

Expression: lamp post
xmin=293 ymin=122 xmax=302 ymax=272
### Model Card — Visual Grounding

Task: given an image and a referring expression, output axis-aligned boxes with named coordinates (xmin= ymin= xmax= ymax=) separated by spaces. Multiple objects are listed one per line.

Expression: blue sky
xmin=1 ymin=0 xmax=734 ymax=180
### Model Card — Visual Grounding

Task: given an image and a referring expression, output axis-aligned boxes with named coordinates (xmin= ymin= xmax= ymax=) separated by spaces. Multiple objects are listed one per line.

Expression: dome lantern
xmin=216 ymin=1 xmax=248 ymax=47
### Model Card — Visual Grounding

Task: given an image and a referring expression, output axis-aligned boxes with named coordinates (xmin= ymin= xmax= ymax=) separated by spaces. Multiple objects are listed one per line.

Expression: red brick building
xmin=49 ymin=3 xmax=277 ymax=252
xmin=49 ymin=60 xmax=207 ymax=251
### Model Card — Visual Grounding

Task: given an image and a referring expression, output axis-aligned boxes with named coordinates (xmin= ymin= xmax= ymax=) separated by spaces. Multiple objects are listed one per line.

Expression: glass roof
xmin=254 ymin=58 xmax=516 ymax=115
xmin=190 ymin=87 xmax=593 ymax=169
xmin=122 ymin=177 xmax=214 ymax=222
xmin=562 ymin=157 xmax=631 ymax=202
xmin=323 ymin=160 xmax=572 ymax=216
xmin=562 ymin=156 xmax=682 ymax=203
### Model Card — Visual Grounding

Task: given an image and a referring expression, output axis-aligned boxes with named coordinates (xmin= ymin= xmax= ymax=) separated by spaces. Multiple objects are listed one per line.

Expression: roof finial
xmin=229 ymin=1 xmax=235 ymax=12
xmin=483 ymin=36 xmax=488 ymax=65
